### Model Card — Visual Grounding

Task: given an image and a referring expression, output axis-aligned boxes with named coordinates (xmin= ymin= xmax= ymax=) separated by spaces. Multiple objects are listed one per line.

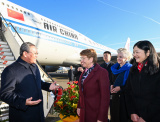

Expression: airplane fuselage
xmin=0 ymin=0 xmax=117 ymax=67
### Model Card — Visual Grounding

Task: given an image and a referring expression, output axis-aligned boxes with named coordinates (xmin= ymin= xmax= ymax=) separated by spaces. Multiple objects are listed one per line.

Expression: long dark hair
xmin=130 ymin=40 xmax=160 ymax=75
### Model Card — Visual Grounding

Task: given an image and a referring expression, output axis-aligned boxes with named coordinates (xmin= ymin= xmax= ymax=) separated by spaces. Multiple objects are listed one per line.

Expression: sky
xmin=8 ymin=0 xmax=160 ymax=53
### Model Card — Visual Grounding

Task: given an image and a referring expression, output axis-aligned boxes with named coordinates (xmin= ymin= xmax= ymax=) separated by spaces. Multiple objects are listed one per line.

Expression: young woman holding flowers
xmin=77 ymin=49 xmax=110 ymax=122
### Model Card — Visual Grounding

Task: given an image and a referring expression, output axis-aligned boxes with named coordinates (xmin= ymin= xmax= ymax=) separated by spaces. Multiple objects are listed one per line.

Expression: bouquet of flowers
xmin=54 ymin=81 xmax=79 ymax=119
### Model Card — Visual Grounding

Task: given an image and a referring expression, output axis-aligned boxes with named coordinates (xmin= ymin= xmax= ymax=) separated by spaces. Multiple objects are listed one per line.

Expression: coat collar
xmin=16 ymin=56 xmax=36 ymax=69
xmin=82 ymin=63 xmax=100 ymax=86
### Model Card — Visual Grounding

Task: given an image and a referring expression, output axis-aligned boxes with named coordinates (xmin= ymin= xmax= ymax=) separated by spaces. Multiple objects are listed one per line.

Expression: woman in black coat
xmin=125 ymin=40 xmax=160 ymax=122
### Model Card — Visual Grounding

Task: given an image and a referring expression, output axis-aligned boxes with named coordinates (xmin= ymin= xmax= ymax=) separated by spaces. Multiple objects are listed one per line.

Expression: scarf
xmin=81 ymin=64 xmax=95 ymax=91
xmin=137 ymin=61 xmax=148 ymax=72
xmin=111 ymin=62 xmax=132 ymax=86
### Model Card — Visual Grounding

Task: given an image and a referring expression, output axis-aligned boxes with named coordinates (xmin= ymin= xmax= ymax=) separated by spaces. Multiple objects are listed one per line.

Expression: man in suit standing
xmin=100 ymin=51 xmax=114 ymax=83
xmin=100 ymin=51 xmax=114 ymax=122
xmin=68 ymin=65 xmax=74 ymax=82
xmin=0 ymin=42 xmax=59 ymax=122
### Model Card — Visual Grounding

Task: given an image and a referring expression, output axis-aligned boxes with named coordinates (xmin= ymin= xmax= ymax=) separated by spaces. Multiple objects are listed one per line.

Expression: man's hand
xmin=25 ymin=97 xmax=42 ymax=105
xmin=49 ymin=81 xmax=60 ymax=90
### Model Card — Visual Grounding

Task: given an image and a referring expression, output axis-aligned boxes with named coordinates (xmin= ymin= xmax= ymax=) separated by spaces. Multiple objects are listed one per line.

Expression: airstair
xmin=0 ymin=14 xmax=56 ymax=121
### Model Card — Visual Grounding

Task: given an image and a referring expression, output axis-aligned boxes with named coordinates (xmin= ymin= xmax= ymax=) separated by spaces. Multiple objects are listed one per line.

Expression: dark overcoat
xmin=100 ymin=61 xmax=114 ymax=84
xmin=68 ymin=69 xmax=74 ymax=81
xmin=0 ymin=57 xmax=51 ymax=122
xmin=77 ymin=64 xmax=110 ymax=122
xmin=125 ymin=66 xmax=160 ymax=122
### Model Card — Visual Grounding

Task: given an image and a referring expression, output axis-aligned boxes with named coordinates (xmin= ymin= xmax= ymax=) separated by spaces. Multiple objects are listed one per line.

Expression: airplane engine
xmin=43 ymin=65 xmax=59 ymax=72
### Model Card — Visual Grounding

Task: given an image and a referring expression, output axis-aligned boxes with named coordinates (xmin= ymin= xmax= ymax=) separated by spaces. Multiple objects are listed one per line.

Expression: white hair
xmin=117 ymin=48 xmax=132 ymax=61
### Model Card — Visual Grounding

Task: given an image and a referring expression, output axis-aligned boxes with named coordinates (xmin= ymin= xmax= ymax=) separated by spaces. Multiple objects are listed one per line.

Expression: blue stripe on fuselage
xmin=5 ymin=18 xmax=105 ymax=54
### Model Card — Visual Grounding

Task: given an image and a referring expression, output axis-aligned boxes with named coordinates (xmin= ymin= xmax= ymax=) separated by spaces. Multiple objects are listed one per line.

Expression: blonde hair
xmin=117 ymin=48 xmax=132 ymax=61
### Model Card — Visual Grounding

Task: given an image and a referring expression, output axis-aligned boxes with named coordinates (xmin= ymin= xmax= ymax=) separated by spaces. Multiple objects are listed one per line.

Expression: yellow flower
xmin=56 ymin=101 xmax=63 ymax=106
xmin=72 ymin=103 xmax=77 ymax=108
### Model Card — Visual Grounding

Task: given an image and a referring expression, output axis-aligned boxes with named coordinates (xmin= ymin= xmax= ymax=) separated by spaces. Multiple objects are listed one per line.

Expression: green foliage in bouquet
xmin=54 ymin=81 xmax=79 ymax=119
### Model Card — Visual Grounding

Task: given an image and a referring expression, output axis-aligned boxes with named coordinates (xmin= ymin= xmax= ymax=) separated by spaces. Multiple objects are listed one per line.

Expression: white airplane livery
xmin=0 ymin=0 xmax=117 ymax=72
xmin=0 ymin=0 xmax=119 ymax=120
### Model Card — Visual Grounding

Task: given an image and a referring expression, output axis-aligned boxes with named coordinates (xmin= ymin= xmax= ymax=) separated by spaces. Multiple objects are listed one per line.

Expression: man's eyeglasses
xmin=28 ymin=52 xmax=38 ymax=55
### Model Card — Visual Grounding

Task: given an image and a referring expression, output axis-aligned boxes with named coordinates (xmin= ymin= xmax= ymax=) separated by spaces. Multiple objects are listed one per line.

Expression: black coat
xmin=68 ymin=69 xmax=74 ymax=81
xmin=100 ymin=61 xmax=114 ymax=84
xmin=125 ymin=66 xmax=160 ymax=122
xmin=0 ymin=57 xmax=51 ymax=122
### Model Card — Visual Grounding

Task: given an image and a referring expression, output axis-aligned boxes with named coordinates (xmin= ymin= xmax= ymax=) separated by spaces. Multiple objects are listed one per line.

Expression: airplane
xmin=0 ymin=0 xmax=127 ymax=120
xmin=0 ymin=0 xmax=118 ymax=73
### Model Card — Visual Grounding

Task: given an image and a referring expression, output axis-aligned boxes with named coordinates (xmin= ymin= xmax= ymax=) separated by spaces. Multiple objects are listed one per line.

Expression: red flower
xmin=67 ymin=82 xmax=71 ymax=84
xmin=70 ymin=84 xmax=75 ymax=88
xmin=71 ymin=96 xmax=76 ymax=99
xmin=63 ymin=88 xmax=67 ymax=91
xmin=74 ymin=81 xmax=78 ymax=84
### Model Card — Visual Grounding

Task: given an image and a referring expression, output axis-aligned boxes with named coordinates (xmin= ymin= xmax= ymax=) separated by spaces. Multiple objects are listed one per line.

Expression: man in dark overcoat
xmin=68 ymin=65 xmax=74 ymax=82
xmin=100 ymin=51 xmax=114 ymax=84
xmin=0 ymin=42 xmax=59 ymax=122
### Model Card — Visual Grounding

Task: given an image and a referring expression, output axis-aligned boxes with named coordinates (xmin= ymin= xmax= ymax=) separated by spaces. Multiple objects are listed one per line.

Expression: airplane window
xmin=19 ymin=28 xmax=22 ymax=31
xmin=11 ymin=6 xmax=14 ymax=9
xmin=2 ymin=2 xmax=4 ymax=5
xmin=16 ymin=8 xmax=18 ymax=11
xmin=20 ymin=10 xmax=22 ymax=12
xmin=28 ymin=13 xmax=30 ymax=15
xmin=24 ymin=11 xmax=26 ymax=14
xmin=28 ymin=30 xmax=30 ymax=33
xmin=7 ymin=4 xmax=9 ymax=7
xmin=24 ymin=29 xmax=26 ymax=32
xmin=41 ymin=18 xmax=43 ymax=20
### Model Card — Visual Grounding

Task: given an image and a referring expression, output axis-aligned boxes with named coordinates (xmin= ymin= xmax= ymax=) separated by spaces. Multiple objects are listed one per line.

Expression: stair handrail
xmin=0 ymin=12 xmax=55 ymax=83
